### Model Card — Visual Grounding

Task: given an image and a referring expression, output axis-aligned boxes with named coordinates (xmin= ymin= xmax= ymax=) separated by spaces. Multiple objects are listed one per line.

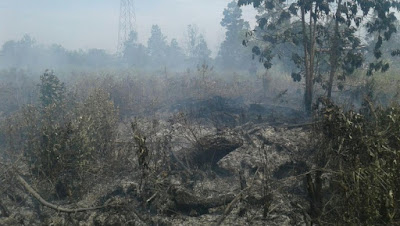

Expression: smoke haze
xmin=0 ymin=0 xmax=256 ymax=55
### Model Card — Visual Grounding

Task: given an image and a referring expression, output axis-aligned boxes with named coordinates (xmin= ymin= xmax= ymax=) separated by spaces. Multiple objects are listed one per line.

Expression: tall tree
xmin=85 ymin=49 xmax=113 ymax=67
xmin=194 ymin=35 xmax=212 ymax=63
xmin=0 ymin=34 xmax=37 ymax=69
xmin=166 ymin=38 xmax=185 ymax=69
xmin=185 ymin=24 xmax=212 ymax=65
xmin=185 ymin=24 xmax=200 ymax=59
xmin=147 ymin=25 xmax=168 ymax=67
xmin=123 ymin=31 xmax=148 ymax=67
xmin=218 ymin=0 xmax=251 ymax=69
xmin=39 ymin=70 xmax=65 ymax=109
xmin=239 ymin=0 xmax=400 ymax=113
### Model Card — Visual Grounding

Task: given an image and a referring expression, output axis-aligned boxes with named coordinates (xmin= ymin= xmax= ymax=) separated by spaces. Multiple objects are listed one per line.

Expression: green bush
xmin=70 ymin=88 xmax=118 ymax=164
xmin=2 ymin=71 xmax=118 ymax=199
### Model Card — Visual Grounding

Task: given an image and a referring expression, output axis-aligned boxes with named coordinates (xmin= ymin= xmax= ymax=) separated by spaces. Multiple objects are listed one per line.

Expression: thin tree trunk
xmin=327 ymin=0 xmax=342 ymax=99
xmin=301 ymin=5 xmax=312 ymax=113
xmin=303 ymin=3 xmax=318 ymax=114
xmin=263 ymin=70 xmax=269 ymax=98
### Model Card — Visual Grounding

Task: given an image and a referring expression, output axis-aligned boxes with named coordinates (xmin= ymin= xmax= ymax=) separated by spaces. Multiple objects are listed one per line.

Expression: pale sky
xmin=0 ymin=0 xmax=256 ymax=55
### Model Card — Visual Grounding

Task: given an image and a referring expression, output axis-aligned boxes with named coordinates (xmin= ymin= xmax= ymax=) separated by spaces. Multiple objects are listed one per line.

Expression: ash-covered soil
xmin=0 ymin=97 xmax=314 ymax=225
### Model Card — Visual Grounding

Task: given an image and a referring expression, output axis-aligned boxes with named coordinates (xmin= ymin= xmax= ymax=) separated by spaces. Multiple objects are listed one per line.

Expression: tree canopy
xmin=239 ymin=0 xmax=400 ymax=112
xmin=217 ymin=0 xmax=252 ymax=69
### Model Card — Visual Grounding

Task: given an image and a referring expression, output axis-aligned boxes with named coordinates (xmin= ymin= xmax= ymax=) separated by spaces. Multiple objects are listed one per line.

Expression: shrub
xmin=70 ymin=88 xmax=118 ymax=164
xmin=312 ymin=98 xmax=400 ymax=225
xmin=2 ymin=71 xmax=119 ymax=199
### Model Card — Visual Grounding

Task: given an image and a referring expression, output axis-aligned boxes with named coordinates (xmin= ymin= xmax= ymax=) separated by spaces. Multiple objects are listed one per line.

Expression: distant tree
xmin=147 ymin=25 xmax=168 ymax=67
xmin=240 ymin=0 xmax=400 ymax=113
xmin=123 ymin=31 xmax=148 ymax=67
xmin=48 ymin=44 xmax=69 ymax=66
xmin=217 ymin=0 xmax=251 ymax=69
xmin=194 ymin=35 xmax=212 ymax=63
xmin=0 ymin=34 xmax=37 ymax=69
xmin=67 ymin=49 xmax=86 ymax=67
xmin=166 ymin=38 xmax=185 ymax=69
xmin=185 ymin=24 xmax=200 ymax=59
xmin=0 ymin=34 xmax=117 ymax=70
xmin=39 ymin=69 xmax=66 ymax=122
xmin=185 ymin=24 xmax=212 ymax=65
xmin=39 ymin=70 xmax=65 ymax=108
xmin=85 ymin=49 xmax=113 ymax=67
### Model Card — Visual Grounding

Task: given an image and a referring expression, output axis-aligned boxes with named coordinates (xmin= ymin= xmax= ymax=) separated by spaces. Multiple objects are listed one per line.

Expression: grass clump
xmin=310 ymin=98 xmax=400 ymax=225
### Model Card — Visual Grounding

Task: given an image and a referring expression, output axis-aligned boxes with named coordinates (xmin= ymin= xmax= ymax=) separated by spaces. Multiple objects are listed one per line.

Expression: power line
xmin=117 ymin=0 xmax=136 ymax=53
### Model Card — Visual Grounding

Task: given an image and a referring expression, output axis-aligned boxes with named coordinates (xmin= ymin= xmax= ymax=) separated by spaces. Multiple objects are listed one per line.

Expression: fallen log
xmin=16 ymin=174 xmax=151 ymax=223
xmin=15 ymin=174 xmax=109 ymax=213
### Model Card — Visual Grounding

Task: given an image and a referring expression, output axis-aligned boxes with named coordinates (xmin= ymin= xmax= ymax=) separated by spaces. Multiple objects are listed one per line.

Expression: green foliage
xmin=313 ymin=98 xmax=400 ymax=224
xmin=239 ymin=0 xmax=400 ymax=111
xmin=71 ymin=88 xmax=118 ymax=161
xmin=39 ymin=70 xmax=65 ymax=108
xmin=217 ymin=0 xmax=251 ymax=69
xmin=3 ymin=71 xmax=118 ymax=198
xmin=33 ymin=70 xmax=69 ymax=180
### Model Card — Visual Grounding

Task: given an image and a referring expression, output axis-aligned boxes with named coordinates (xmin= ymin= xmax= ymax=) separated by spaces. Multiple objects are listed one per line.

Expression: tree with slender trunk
xmin=239 ymin=0 xmax=400 ymax=113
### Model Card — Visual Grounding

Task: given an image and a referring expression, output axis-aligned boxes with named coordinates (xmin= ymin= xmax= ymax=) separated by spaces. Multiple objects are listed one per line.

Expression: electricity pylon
xmin=117 ymin=0 xmax=136 ymax=53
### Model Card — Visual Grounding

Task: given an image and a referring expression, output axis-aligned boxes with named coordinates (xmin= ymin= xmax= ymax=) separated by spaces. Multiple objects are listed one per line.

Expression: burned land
xmin=3 ymin=0 xmax=400 ymax=225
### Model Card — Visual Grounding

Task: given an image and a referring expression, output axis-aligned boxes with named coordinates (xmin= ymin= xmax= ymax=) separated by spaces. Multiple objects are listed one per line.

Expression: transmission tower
xmin=117 ymin=0 xmax=136 ymax=53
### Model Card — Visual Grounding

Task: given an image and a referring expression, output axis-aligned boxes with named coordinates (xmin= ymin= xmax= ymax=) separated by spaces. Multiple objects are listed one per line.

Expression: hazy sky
xmin=0 ymin=0 xmax=256 ymax=55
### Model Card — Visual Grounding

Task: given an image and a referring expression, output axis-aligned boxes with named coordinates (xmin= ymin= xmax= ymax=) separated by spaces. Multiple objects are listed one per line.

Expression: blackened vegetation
xmin=2 ymin=68 xmax=400 ymax=225
xmin=170 ymin=96 xmax=246 ymax=127
xmin=171 ymin=187 xmax=236 ymax=216
xmin=170 ymin=96 xmax=307 ymax=128
xmin=0 ymin=71 xmax=317 ymax=225
xmin=306 ymin=98 xmax=400 ymax=225
xmin=191 ymin=134 xmax=243 ymax=169
xmin=272 ymin=161 xmax=308 ymax=180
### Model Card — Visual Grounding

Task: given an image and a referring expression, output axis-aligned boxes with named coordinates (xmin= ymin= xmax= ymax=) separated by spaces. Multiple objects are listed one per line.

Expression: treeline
xmin=0 ymin=1 xmax=255 ymax=73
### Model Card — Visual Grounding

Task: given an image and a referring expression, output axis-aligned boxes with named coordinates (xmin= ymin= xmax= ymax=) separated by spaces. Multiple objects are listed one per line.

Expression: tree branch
xmin=15 ymin=174 xmax=109 ymax=213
